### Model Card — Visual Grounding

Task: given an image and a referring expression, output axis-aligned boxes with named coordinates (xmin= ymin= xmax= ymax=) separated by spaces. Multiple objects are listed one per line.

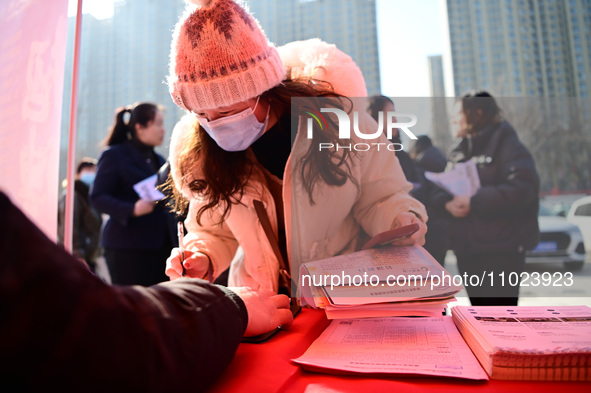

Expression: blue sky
xmin=68 ymin=0 xmax=447 ymax=96
xmin=376 ymin=0 xmax=446 ymax=96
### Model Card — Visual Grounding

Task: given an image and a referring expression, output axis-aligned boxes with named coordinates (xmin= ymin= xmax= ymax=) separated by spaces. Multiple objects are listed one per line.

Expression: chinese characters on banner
xmin=0 ymin=0 xmax=69 ymax=241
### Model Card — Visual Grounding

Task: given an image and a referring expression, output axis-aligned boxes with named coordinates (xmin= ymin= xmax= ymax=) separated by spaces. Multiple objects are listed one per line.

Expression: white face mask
xmin=197 ymin=97 xmax=269 ymax=152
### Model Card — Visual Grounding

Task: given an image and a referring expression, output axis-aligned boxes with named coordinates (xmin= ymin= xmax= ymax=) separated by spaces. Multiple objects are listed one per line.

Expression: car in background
xmin=567 ymin=195 xmax=591 ymax=255
xmin=526 ymin=204 xmax=586 ymax=271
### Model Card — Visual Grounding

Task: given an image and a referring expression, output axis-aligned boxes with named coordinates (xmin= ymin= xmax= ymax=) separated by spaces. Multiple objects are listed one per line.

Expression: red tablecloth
xmin=208 ymin=308 xmax=591 ymax=393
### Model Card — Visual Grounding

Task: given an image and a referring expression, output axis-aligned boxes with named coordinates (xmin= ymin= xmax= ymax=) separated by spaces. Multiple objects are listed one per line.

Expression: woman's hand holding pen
xmin=165 ymin=248 xmax=211 ymax=280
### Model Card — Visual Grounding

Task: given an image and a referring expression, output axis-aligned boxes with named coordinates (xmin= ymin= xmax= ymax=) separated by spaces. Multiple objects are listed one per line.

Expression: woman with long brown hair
xmin=442 ymin=91 xmax=540 ymax=306
xmin=164 ymin=0 xmax=428 ymax=293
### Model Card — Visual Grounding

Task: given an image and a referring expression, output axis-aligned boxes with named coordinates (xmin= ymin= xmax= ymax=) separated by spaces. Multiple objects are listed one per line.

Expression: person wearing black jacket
xmin=434 ymin=91 xmax=540 ymax=306
xmin=366 ymin=95 xmax=420 ymax=186
xmin=58 ymin=158 xmax=102 ymax=271
xmin=409 ymin=136 xmax=449 ymax=266
xmin=0 ymin=190 xmax=292 ymax=392
xmin=91 ymin=103 xmax=173 ymax=286
xmin=409 ymin=135 xmax=447 ymax=174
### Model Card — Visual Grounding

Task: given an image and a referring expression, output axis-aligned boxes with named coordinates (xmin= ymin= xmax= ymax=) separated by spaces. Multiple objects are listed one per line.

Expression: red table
xmin=208 ymin=308 xmax=591 ymax=393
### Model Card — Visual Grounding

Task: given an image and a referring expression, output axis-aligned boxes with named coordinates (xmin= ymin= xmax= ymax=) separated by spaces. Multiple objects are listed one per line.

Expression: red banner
xmin=0 ymin=0 xmax=69 ymax=240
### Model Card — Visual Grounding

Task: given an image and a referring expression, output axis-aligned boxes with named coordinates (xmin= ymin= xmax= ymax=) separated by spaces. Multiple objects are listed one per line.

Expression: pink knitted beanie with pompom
xmin=168 ymin=0 xmax=285 ymax=111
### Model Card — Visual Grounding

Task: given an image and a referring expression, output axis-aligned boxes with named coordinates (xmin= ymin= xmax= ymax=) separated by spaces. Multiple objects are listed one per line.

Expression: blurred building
xmin=446 ymin=0 xmax=591 ymax=97
xmin=245 ymin=0 xmax=381 ymax=95
xmin=428 ymin=55 xmax=446 ymax=97
xmin=427 ymin=55 xmax=452 ymax=154
xmin=60 ymin=0 xmax=186 ymax=185
xmin=60 ymin=0 xmax=381 ymax=185
xmin=445 ymin=0 xmax=591 ymax=193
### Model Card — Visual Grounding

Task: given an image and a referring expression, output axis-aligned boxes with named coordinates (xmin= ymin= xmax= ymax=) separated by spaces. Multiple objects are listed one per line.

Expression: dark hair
xmin=76 ymin=157 xmax=97 ymax=174
xmin=409 ymin=135 xmax=433 ymax=158
xmin=171 ymin=79 xmax=354 ymax=224
xmin=459 ymin=90 xmax=502 ymax=133
xmin=366 ymin=95 xmax=401 ymax=143
xmin=366 ymin=95 xmax=393 ymax=122
xmin=103 ymin=102 xmax=160 ymax=146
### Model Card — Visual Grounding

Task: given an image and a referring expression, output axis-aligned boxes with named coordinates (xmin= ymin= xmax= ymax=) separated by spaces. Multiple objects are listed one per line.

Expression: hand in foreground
xmin=165 ymin=248 xmax=211 ymax=280
xmin=445 ymin=195 xmax=471 ymax=218
xmin=228 ymin=287 xmax=293 ymax=337
xmin=390 ymin=211 xmax=427 ymax=246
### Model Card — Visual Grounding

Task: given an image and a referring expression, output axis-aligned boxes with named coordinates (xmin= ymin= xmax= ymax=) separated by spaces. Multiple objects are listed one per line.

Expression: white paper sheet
xmin=293 ymin=317 xmax=489 ymax=380
xmin=425 ymin=159 xmax=480 ymax=196
xmin=133 ymin=174 xmax=165 ymax=202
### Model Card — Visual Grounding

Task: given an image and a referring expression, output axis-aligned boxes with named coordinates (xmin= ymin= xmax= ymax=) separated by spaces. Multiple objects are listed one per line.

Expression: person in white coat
xmin=164 ymin=0 xmax=428 ymax=294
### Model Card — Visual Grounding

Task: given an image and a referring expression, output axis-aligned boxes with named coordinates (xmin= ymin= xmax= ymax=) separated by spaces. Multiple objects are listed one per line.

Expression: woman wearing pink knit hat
xmin=165 ymin=0 xmax=428 ymax=294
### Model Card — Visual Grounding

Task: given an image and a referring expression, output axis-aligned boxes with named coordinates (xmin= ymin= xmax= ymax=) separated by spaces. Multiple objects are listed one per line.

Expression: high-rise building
xmin=445 ymin=0 xmax=591 ymax=192
xmin=60 ymin=0 xmax=381 ymax=184
xmin=245 ymin=0 xmax=381 ymax=95
xmin=61 ymin=15 xmax=114 ymax=176
xmin=60 ymin=0 xmax=185 ymax=184
xmin=427 ymin=55 xmax=452 ymax=153
xmin=428 ymin=56 xmax=446 ymax=97
xmin=446 ymin=0 xmax=591 ymax=97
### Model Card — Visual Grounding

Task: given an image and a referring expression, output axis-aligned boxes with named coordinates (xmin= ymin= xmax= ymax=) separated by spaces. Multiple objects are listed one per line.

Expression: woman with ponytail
xmin=91 ymin=102 xmax=173 ymax=286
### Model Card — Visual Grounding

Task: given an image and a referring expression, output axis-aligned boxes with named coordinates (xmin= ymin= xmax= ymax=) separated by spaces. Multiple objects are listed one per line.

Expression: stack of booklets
xmin=452 ymin=305 xmax=591 ymax=381
xmin=292 ymin=305 xmax=591 ymax=381
xmin=298 ymin=244 xmax=462 ymax=319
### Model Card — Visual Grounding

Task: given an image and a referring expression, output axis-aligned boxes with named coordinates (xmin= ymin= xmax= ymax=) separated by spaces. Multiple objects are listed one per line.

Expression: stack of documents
xmin=293 ymin=316 xmax=489 ymax=380
xmin=299 ymin=245 xmax=462 ymax=319
xmin=452 ymin=305 xmax=591 ymax=381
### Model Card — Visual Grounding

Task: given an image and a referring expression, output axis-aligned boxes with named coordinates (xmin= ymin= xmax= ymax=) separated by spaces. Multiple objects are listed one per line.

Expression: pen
xmin=177 ymin=221 xmax=186 ymax=277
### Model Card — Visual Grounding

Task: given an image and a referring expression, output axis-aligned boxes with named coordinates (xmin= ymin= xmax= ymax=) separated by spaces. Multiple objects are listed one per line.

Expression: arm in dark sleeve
xmin=79 ymin=200 xmax=102 ymax=261
xmin=422 ymin=174 xmax=454 ymax=219
xmin=57 ymin=193 xmax=65 ymax=245
xmin=57 ymin=193 xmax=85 ymax=259
xmin=90 ymin=148 xmax=135 ymax=226
xmin=470 ymin=137 xmax=539 ymax=219
xmin=0 ymin=192 xmax=247 ymax=393
xmin=71 ymin=192 xmax=87 ymax=259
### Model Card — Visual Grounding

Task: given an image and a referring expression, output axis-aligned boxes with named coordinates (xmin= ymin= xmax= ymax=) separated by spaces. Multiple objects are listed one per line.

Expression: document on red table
xmin=293 ymin=316 xmax=489 ymax=380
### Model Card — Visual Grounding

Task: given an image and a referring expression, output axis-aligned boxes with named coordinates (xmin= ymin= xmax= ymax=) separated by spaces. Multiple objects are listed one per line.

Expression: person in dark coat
xmin=433 ymin=91 xmax=540 ymax=306
xmin=409 ymin=136 xmax=449 ymax=266
xmin=366 ymin=95 xmax=420 ymax=186
xmin=90 ymin=103 xmax=172 ymax=286
xmin=409 ymin=135 xmax=447 ymax=173
xmin=58 ymin=158 xmax=102 ymax=272
xmin=0 ymin=190 xmax=292 ymax=392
